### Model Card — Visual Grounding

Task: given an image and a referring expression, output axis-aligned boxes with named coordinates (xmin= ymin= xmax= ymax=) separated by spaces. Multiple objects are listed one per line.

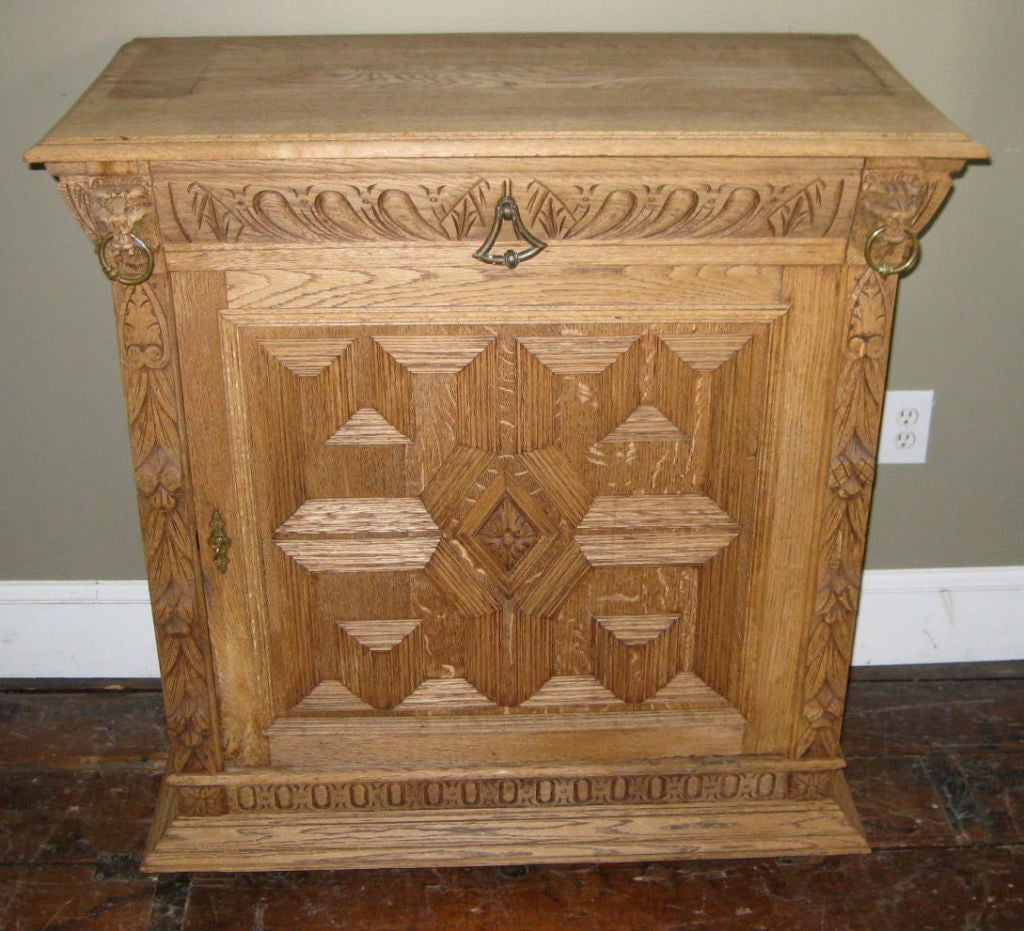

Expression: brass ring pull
xmin=473 ymin=196 xmax=547 ymax=269
xmin=865 ymin=226 xmax=920 ymax=277
xmin=96 ymin=231 xmax=155 ymax=285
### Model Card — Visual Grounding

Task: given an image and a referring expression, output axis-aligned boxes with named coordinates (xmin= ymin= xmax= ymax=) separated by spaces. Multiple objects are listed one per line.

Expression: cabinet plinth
xmin=26 ymin=34 xmax=984 ymax=871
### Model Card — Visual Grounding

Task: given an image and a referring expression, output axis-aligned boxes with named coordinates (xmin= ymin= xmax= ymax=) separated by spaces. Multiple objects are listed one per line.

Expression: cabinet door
xmin=177 ymin=259 xmax=842 ymax=768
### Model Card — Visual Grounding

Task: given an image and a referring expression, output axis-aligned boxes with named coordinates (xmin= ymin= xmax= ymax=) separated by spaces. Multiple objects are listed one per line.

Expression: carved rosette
xmin=177 ymin=785 xmax=229 ymax=817
xmin=796 ymin=162 xmax=959 ymax=758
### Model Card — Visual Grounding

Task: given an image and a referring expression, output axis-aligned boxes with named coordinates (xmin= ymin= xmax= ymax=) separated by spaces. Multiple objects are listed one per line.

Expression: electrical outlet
xmin=878 ymin=390 xmax=934 ymax=464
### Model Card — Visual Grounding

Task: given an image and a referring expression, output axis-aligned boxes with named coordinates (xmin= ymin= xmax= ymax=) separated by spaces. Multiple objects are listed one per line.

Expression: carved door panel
xmin=210 ymin=288 xmax=802 ymax=759
xmin=187 ymin=256 xmax=843 ymax=770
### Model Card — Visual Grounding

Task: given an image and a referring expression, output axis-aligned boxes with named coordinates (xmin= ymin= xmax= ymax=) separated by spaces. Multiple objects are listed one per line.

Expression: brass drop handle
xmin=96 ymin=231 xmax=155 ymax=285
xmin=473 ymin=196 xmax=547 ymax=269
xmin=865 ymin=226 xmax=920 ymax=277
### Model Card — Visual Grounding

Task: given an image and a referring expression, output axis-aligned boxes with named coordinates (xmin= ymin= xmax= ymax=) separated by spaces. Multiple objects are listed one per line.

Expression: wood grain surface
xmin=25 ymin=35 xmax=987 ymax=161
xmin=27 ymin=33 xmax=985 ymax=871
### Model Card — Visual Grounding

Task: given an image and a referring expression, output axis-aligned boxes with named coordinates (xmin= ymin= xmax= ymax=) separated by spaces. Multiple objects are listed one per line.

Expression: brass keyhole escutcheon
xmin=208 ymin=509 xmax=231 ymax=574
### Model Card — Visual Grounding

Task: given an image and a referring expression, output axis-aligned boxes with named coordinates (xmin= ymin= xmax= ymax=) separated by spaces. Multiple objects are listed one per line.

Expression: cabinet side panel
xmin=794 ymin=265 xmax=898 ymax=758
xmin=795 ymin=159 xmax=961 ymax=758
xmin=113 ymin=273 xmax=222 ymax=774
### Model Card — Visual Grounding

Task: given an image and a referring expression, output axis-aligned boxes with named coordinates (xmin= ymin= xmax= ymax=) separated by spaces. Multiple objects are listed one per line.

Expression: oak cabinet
xmin=26 ymin=34 xmax=985 ymax=870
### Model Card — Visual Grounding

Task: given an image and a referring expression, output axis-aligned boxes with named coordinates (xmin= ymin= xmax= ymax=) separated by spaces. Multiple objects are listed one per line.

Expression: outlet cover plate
xmin=878 ymin=390 xmax=934 ymax=464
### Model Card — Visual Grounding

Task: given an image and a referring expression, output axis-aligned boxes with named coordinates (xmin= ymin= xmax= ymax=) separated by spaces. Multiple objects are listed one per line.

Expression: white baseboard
xmin=1 ymin=569 xmax=1022 ymax=678
xmin=851 ymin=566 xmax=1024 ymax=666
xmin=0 ymin=581 xmax=156 ymax=678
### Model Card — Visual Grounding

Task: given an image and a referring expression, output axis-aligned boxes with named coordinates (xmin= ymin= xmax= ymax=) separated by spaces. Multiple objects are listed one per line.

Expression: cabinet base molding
xmin=144 ymin=763 xmax=867 ymax=871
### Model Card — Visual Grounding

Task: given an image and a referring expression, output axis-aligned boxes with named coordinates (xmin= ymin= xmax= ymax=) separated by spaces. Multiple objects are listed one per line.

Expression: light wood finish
xmin=27 ymin=34 xmax=983 ymax=871
xmin=267 ymin=707 xmax=746 ymax=769
xmin=25 ymin=36 xmax=986 ymax=162
xmin=146 ymin=776 xmax=869 ymax=871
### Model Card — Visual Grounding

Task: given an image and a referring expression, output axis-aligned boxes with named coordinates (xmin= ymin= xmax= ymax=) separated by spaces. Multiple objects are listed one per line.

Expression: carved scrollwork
xmin=522 ymin=177 xmax=845 ymax=241
xmin=166 ymin=175 xmax=849 ymax=244
xmin=173 ymin=179 xmax=494 ymax=243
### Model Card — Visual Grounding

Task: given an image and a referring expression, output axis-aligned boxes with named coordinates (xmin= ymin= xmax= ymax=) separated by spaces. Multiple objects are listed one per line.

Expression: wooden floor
xmin=1 ymin=664 xmax=1021 ymax=930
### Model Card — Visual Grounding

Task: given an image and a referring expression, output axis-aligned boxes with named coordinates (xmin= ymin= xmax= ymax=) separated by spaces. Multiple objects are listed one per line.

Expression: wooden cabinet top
xmin=26 ymin=34 xmax=986 ymax=162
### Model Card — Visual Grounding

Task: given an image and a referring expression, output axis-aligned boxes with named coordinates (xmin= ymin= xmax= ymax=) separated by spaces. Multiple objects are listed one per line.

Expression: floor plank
xmin=0 ymin=864 xmax=156 ymax=931
xmin=0 ymin=771 xmax=160 ymax=865
xmin=923 ymin=751 xmax=1024 ymax=846
xmin=0 ymin=668 xmax=1020 ymax=930
xmin=0 ymin=693 xmax=166 ymax=770
xmin=842 ymin=679 xmax=1024 ymax=756
xmin=177 ymin=848 xmax=1024 ymax=931
xmin=845 ymin=756 xmax=958 ymax=848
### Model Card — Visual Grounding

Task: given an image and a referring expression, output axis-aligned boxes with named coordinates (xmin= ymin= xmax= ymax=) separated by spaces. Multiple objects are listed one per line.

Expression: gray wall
xmin=2 ymin=0 xmax=1021 ymax=579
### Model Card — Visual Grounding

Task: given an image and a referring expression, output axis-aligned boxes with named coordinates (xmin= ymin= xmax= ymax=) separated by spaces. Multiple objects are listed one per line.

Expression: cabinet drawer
xmin=153 ymin=157 xmax=861 ymax=268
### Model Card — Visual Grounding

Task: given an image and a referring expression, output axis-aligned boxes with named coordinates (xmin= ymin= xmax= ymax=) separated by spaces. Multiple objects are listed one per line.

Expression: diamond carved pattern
xmin=441 ymin=459 xmax=585 ymax=609
xmin=268 ymin=328 xmax=755 ymax=711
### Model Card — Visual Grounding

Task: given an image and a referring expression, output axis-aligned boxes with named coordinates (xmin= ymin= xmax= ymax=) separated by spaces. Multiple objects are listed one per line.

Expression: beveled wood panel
xmin=217 ymin=313 xmax=781 ymax=728
xmin=576 ymin=495 xmax=740 ymax=566
xmin=273 ymin=498 xmax=442 ymax=573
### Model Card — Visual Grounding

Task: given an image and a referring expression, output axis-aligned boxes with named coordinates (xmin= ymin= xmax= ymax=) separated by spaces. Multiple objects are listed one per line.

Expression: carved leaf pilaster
xmin=115 ymin=277 xmax=221 ymax=774
xmin=52 ymin=169 xmax=218 ymax=769
xmin=797 ymin=163 xmax=960 ymax=758
xmin=796 ymin=266 xmax=895 ymax=758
